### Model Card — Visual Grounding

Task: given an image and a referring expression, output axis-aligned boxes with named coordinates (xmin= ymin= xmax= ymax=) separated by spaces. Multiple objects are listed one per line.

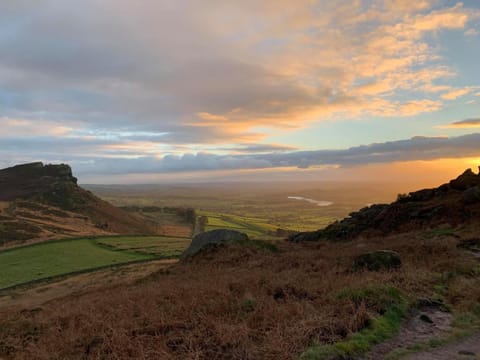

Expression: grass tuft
xmin=301 ymin=286 xmax=408 ymax=360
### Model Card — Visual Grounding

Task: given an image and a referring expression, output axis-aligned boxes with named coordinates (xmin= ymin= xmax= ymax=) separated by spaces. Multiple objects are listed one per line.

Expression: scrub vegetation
xmin=2 ymin=226 xmax=480 ymax=359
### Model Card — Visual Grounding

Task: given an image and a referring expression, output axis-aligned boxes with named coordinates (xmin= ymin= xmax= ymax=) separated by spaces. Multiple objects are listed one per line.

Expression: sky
xmin=1 ymin=0 xmax=480 ymax=184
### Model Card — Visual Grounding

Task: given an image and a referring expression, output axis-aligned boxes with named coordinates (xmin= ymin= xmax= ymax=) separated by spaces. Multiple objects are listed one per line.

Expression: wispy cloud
xmin=465 ymin=28 xmax=479 ymax=36
xmin=0 ymin=1 xmax=479 ymax=148
xmin=440 ymin=88 xmax=473 ymax=100
xmin=439 ymin=118 xmax=480 ymax=129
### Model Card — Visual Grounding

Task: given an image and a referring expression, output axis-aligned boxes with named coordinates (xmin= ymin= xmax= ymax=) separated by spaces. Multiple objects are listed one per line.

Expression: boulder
xmin=353 ymin=250 xmax=401 ymax=271
xmin=181 ymin=229 xmax=249 ymax=258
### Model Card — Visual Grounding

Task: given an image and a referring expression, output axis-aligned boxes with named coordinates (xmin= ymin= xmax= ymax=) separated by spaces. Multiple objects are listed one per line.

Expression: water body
xmin=287 ymin=196 xmax=333 ymax=207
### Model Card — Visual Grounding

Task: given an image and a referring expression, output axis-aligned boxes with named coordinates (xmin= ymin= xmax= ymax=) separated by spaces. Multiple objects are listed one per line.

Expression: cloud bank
xmin=3 ymin=133 xmax=471 ymax=176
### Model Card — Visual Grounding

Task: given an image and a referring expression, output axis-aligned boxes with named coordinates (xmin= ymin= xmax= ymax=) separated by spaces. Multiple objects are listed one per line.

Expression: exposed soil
xmin=362 ymin=246 xmax=480 ymax=360
xmin=406 ymin=333 xmax=480 ymax=360
xmin=360 ymin=306 xmax=453 ymax=359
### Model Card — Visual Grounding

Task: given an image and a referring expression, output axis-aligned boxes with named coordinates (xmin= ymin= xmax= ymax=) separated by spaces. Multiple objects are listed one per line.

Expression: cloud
xmin=0 ymin=117 xmax=79 ymax=137
xmin=440 ymin=88 xmax=473 ymax=100
xmin=220 ymin=144 xmax=298 ymax=153
xmin=410 ymin=3 xmax=468 ymax=32
xmin=465 ymin=28 xmax=479 ymax=36
xmin=0 ymin=1 xmax=479 ymax=148
xmin=439 ymin=118 xmax=480 ymax=129
xmin=3 ymin=133 xmax=475 ymax=176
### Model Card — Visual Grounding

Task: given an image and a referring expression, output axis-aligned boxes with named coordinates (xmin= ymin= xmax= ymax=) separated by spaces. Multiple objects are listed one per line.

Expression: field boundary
xmin=0 ymin=234 xmax=191 ymax=254
xmin=0 ymin=235 xmax=190 ymax=291
xmin=0 ymin=257 xmax=173 ymax=293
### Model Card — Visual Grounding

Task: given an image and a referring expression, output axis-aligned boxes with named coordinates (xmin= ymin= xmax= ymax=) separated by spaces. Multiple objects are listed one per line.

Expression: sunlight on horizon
xmin=0 ymin=1 xmax=479 ymax=182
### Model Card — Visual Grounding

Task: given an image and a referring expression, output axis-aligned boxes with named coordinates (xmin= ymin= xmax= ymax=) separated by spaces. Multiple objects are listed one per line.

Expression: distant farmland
xmin=0 ymin=236 xmax=191 ymax=290
xmin=199 ymin=211 xmax=279 ymax=238
xmin=96 ymin=236 xmax=191 ymax=258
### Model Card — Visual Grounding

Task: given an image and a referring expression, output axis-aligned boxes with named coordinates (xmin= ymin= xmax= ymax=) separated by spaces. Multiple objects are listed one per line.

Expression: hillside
xmin=290 ymin=167 xmax=480 ymax=242
xmin=1 ymin=169 xmax=480 ymax=359
xmin=0 ymin=162 xmax=157 ymax=245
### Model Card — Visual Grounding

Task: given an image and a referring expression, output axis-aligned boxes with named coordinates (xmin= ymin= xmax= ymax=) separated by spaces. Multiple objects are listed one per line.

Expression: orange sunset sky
xmin=1 ymin=1 xmax=479 ymax=184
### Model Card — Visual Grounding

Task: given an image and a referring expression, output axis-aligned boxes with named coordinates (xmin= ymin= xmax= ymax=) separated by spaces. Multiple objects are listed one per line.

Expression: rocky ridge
xmin=290 ymin=167 xmax=480 ymax=242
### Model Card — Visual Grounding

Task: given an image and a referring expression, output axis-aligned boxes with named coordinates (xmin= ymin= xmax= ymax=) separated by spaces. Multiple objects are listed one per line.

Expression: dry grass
xmin=0 ymin=259 xmax=177 ymax=312
xmin=0 ymin=228 xmax=479 ymax=359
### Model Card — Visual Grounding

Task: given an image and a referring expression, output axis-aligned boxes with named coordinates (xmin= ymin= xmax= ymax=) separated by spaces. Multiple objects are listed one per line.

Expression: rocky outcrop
xmin=449 ymin=168 xmax=480 ymax=191
xmin=463 ymin=186 xmax=480 ymax=204
xmin=0 ymin=162 xmax=157 ymax=242
xmin=0 ymin=162 xmax=78 ymax=202
xmin=289 ymin=168 xmax=480 ymax=242
xmin=182 ymin=229 xmax=249 ymax=258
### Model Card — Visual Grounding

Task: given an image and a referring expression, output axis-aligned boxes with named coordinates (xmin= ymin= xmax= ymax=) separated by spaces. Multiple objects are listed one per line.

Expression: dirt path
xmin=406 ymin=333 xmax=480 ymax=360
xmin=362 ymin=248 xmax=480 ymax=360
xmin=360 ymin=306 xmax=453 ymax=359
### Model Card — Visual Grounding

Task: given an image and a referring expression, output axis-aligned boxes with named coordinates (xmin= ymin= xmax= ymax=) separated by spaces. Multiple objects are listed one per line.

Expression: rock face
xmin=289 ymin=167 xmax=480 ymax=242
xmin=449 ymin=168 xmax=480 ymax=191
xmin=353 ymin=250 xmax=402 ymax=271
xmin=463 ymin=186 xmax=480 ymax=204
xmin=182 ymin=229 xmax=249 ymax=258
xmin=0 ymin=162 xmax=78 ymax=202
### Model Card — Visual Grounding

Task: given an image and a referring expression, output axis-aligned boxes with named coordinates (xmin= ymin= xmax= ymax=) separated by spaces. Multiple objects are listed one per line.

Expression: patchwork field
xmin=0 ymin=235 xmax=191 ymax=290
xmin=87 ymin=181 xmax=400 ymax=234
xmin=96 ymin=235 xmax=191 ymax=257
xmin=200 ymin=211 xmax=280 ymax=238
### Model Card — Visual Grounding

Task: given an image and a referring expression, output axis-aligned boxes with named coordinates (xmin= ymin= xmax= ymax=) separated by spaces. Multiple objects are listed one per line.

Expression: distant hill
xmin=290 ymin=167 xmax=480 ymax=242
xmin=0 ymin=162 xmax=157 ymax=245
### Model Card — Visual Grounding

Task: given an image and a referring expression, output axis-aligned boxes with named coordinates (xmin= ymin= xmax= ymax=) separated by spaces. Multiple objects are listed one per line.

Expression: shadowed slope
xmin=0 ymin=162 xmax=156 ymax=244
xmin=289 ymin=168 xmax=480 ymax=242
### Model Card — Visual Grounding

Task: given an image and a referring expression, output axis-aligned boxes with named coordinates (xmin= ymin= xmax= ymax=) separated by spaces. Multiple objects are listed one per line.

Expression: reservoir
xmin=287 ymin=196 xmax=333 ymax=207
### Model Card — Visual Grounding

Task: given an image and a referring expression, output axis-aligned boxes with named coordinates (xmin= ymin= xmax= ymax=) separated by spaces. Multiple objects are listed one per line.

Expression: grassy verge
xmin=301 ymin=286 xmax=408 ymax=360
xmin=0 ymin=235 xmax=188 ymax=290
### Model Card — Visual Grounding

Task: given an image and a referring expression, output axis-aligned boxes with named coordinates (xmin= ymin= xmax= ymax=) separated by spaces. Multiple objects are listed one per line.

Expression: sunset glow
xmin=1 ymin=1 xmax=479 ymax=183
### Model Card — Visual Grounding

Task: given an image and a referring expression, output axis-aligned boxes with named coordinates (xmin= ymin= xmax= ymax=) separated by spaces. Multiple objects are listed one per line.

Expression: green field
xmin=88 ymin=182 xmax=380 ymax=234
xmin=97 ymin=236 xmax=191 ymax=257
xmin=200 ymin=211 xmax=279 ymax=238
xmin=0 ymin=236 xmax=191 ymax=290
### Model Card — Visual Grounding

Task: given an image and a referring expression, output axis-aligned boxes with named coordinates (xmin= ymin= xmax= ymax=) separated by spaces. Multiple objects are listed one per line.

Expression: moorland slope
xmin=0 ymin=162 xmax=156 ymax=245
xmin=290 ymin=168 xmax=480 ymax=242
